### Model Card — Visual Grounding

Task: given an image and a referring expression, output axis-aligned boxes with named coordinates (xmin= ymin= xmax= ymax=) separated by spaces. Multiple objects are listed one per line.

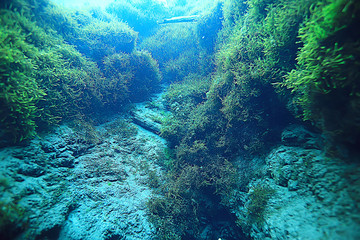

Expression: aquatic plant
xmin=246 ymin=184 xmax=275 ymax=224
xmin=152 ymin=0 xmax=317 ymax=238
xmin=81 ymin=19 xmax=138 ymax=61
xmin=102 ymin=50 xmax=161 ymax=104
xmin=196 ymin=1 xmax=223 ymax=53
xmin=161 ymin=74 xmax=211 ymax=146
xmin=163 ymin=0 xmax=309 ymax=161
xmin=128 ymin=50 xmax=162 ymax=101
xmin=284 ymin=0 xmax=360 ymax=148
xmin=0 ymin=201 xmax=27 ymax=239
xmin=0 ymin=9 xmax=46 ymax=142
xmin=147 ymin=158 xmax=239 ymax=239
xmin=139 ymin=24 xmax=211 ymax=83
xmin=106 ymin=0 xmax=166 ymax=36
xmin=0 ymin=0 xmax=161 ymax=143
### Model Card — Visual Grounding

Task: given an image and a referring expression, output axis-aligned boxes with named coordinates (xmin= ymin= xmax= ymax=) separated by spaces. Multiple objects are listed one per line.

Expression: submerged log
xmin=158 ymin=15 xmax=200 ymax=24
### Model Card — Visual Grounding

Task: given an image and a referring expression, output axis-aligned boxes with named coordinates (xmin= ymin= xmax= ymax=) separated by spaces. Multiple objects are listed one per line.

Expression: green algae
xmin=284 ymin=0 xmax=360 ymax=147
xmin=0 ymin=0 xmax=160 ymax=143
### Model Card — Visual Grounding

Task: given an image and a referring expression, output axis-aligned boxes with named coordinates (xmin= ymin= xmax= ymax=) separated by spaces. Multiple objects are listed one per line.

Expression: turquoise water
xmin=1 ymin=0 xmax=359 ymax=239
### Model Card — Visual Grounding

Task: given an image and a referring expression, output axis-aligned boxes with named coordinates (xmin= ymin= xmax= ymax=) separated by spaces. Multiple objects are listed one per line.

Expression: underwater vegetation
xmin=284 ymin=0 xmax=360 ymax=150
xmin=1 ymin=0 xmax=360 ymax=239
xmin=147 ymin=0 xmax=360 ymax=238
xmin=0 ymin=200 xmax=27 ymax=239
xmin=139 ymin=23 xmax=213 ymax=83
xmin=0 ymin=0 xmax=161 ymax=143
xmin=162 ymin=0 xmax=313 ymax=162
xmin=106 ymin=0 xmax=167 ymax=37
xmin=245 ymin=184 xmax=275 ymax=224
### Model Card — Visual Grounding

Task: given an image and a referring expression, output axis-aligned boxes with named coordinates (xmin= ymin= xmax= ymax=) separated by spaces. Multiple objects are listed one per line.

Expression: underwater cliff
xmin=1 ymin=0 xmax=360 ymax=239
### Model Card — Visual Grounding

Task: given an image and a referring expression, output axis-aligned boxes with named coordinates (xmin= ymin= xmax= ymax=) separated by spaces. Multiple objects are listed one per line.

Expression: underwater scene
xmin=0 ymin=0 xmax=360 ymax=239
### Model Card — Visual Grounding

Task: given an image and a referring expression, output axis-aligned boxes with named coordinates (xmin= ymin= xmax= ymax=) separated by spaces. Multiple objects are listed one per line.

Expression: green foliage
xmin=139 ymin=24 xmax=211 ymax=82
xmin=146 ymin=196 xmax=186 ymax=240
xmin=284 ymin=0 xmax=360 ymax=146
xmin=0 ymin=2 xmax=105 ymax=142
xmin=81 ymin=19 xmax=138 ymax=60
xmin=0 ymin=9 xmax=46 ymax=142
xmin=102 ymin=50 xmax=161 ymax=103
xmin=162 ymin=0 xmax=309 ymax=160
xmin=221 ymin=0 xmax=247 ymax=27
xmin=0 ymin=0 xmax=161 ymax=143
xmin=128 ymin=51 xmax=162 ymax=101
xmin=102 ymin=53 xmax=134 ymax=105
xmin=69 ymin=119 xmax=103 ymax=145
xmin=153 ymin=1 xmax=316 ymax=237
xmin=0 ymin=201 xmax=27 ymax=239
xmin=196 ymin=2 xmax=223 ymax=53
xmin=140 ymin=24 xmax=196 ymax=63
xmin=246 ymin=184 xmax=275 ymax=224
xmin=159 ymin=147 xmax=177 ymax=170
xmin=147 ymin=159 xmax=238 ymax=239
xmin=161 ymin=74 xmax=211 ymax=146
xmin=106 ymin=0 xmax=166 ymax=36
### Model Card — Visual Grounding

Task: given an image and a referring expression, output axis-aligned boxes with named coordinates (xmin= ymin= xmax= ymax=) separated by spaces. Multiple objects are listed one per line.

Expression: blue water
xmin=1 ymin=0 xmax=359 ymax=239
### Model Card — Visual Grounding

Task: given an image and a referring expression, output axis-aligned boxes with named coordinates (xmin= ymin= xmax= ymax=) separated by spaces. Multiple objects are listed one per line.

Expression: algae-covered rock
xmin=0 ymin=115 xmax=167 ymax=239
xmin=233 ymin=125 xmax=360 ymax=240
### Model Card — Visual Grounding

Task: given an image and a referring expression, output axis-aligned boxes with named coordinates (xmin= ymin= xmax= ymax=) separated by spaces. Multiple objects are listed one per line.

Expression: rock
xmin=233 ymin=125 xmax=360 ymax=240
xmin=130 ymin=93 xmax=170 ymax=135
xmin=41 ymin=141 xmax=57 ymax=153
xmin=132 ymin=111 xmax=161 ymax=134
xmin=287 ymin=179 xmax=298 ymax=191
xmin=281 ymin=125 xmax=323 ymax=149
xmin=55 ymin=150 xmax=75 ymax=168
xmin=1 ymin=109 xmax=168 ymax=240
xmin=18 ymin=162 xmax=45 ymax=177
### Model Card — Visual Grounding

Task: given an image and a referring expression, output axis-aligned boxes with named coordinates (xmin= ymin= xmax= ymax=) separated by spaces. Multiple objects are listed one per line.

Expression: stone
xmin=232 ymin=125 xmax=360 ymax=240
xmin=0 ymin=107 xmax=167 ymax=240
xmin=18 ymin=163 xmax=45 ymax=177
xmin=281 ymin=124 xmax=323 ymax=149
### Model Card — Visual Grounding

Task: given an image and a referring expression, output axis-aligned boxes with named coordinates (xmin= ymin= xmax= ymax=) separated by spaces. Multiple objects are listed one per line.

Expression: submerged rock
xmin=130 ymin=91 xmax=170 ymax=135
xmin=232 ymin=125 xmax=360 ymax=240
xmin=0 ymin=115 xmax=167 ymax=239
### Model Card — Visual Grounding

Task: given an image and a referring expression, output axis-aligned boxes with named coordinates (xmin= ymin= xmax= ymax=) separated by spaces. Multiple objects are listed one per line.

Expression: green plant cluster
xmin=81 ymin=20 xmax=137 ymax=59
xmin=0 ymin=0 xmax=161 ymax=143
xmin=0 ymin=201 xmax=27 ymax=239
xmin=246 ymin=184 xmax=275 ymax=224
xmin=147 ymin=159 xmax=238 ymax=239
xmin=102 ymin=50 xmax=161 ymax=103
xmin=106 ymin=0 xmax=167 ymax=37
xmin=196 ymin=2 xmax=223 ymax=53
xmin=0 ymin=7 xmax=48 ymax=142
xmin=162 ymin=0 xmax=313 ymax=161
xmin=284 ymin=0 xmax=360 ymax=147
xmin=148 ymin=0 xmax=319 ymax=238
xmin=139 ymin=24 xmax=212 ymax=83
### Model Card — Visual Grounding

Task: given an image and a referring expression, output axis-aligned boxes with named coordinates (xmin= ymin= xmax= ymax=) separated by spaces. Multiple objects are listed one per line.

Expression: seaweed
xmin=0 ymin=0 xmax=160 ymax=143
xmin=0 ymin=9 xmax=46 ymax=142
xmin=0 ymin=201 xmax=28 ymax=239
xmin=150 ymin=0 xmax=317 ymax=238
xmin=139 ymin=24 xmax=211 ymax=83
xmin=246 ymin=184 xmax=275 ymax=224
xmin=284 ymin=0 xmax=360 ymax=148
